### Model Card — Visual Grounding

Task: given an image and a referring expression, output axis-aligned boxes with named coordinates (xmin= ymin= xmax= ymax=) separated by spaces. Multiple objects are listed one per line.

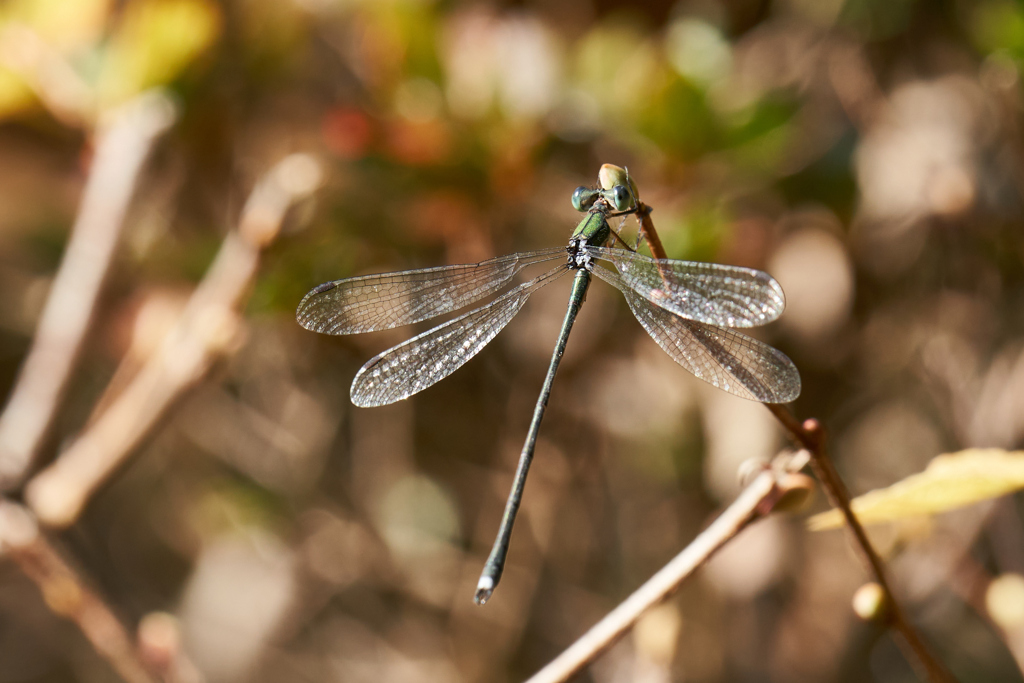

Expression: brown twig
xmin=525 ymin=467 xmax=789 ymax=683
xmin=0 ymin=499 xmax=157 ymax=683
xmin=765 ymin=407 xmax=954 ymax=683
xmin=635 ymin=202 xmax=668 ymax=268
xmin=0 ymin=23 xmax=97 ymax=127
xmin=826 ymin=40 xmax=887 ymax=133
xmin=634 ymin=189 xmax=954 ymax=682
xmin=23 ymin=154 xmax=322 ymax=528
xmin=0 ymin=92 xmax=176 ymax=490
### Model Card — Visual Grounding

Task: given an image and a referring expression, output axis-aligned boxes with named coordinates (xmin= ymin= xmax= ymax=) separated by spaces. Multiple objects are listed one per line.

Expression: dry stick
xmin=635 ymin=202 xmax=668 ymax=271
xmin=525 ymin=470 xmax=784 ymax=683
xmin=636 ymin=200 xmax=953 ymax=681
xmin=23 ymin=154 xmax=322 ymax=528
xmin=765 ymin=407 xmax=955 ymax=683
xmin=0 ymin=23 xmax=97 ymax=128
xmin=0 ymin=499 xmax=157 ymax=683
xmin=0 ymin=92 xmax=176 ymax=490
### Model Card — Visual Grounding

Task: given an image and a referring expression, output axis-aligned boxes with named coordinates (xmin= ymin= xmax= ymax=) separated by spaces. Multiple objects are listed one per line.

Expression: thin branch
xmin=0 ymin=23 xmax=97 ymax=127
xmin=633 ymin=191 xmax=954 ymax=683
xmin=0 ymin=92 xmax=176 ymax=490
xmin=525 ymin=468 xmax=786 ymax=683
xmin=826 ymin=40 xmax=887 ymax=132
xmin=635 ymin=202 xmax=668 ymax=274
xmin=766 ymin=407 xmax=955 ymax=683
xmin=0 ymin=498 xmax=157 ymax=683
xmin=23 ymin=154 xmax=323 ymax=528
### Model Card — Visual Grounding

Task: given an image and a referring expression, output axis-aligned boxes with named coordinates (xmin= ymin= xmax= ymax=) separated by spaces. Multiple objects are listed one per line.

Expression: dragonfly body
xmin=477 ymin=208 xmax=617 ymax=600
xmin=297 ymin=169 xmax=801 ymax=604
xmin=479 ymin=267 xmax=591 ymax=599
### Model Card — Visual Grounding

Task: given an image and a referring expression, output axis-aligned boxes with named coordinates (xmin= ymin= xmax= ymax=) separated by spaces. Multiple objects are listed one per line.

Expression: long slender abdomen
xmin=475 ymin=268 xmax=592 ymax=603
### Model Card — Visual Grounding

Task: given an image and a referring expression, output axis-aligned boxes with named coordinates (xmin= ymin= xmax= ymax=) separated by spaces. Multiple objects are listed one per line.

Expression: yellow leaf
xmin=807 ymin=449 xmax=1024 ymax=531
xmin=99 ymin=0 xmax=221 ymax=105
xmin=0 ymin=68 xmax=35 ymax=118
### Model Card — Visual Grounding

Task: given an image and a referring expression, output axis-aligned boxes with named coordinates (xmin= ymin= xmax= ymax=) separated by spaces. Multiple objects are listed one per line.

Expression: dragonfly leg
xmin=631 ymin=217 xmax=644 ymax=250
xmin=608 ymin=217 xmax=637 ymax=251
xmin=633 ymin=202 xmax=655 ymax=250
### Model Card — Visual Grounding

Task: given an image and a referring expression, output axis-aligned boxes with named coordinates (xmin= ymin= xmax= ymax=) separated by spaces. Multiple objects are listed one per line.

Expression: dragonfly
xmin=296 ymin=166 xmax=801 ymax=604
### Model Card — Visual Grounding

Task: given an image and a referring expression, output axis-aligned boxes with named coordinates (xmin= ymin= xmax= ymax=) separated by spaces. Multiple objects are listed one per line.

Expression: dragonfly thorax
xmin=570 ymin=210 xmax=611 ymax=248
xmin=566 ymin=236 xmax=596 ymax=271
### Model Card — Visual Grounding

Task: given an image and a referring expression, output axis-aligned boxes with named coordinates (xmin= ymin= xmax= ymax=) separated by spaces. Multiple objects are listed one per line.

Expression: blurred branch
xmin=0 ymin=499 xmax=157 ymax=683
xmin=526 ymin=464 xmax=796 ymax=683
xmin=0 ymin=92 xmax=176 ymax=490
xmin=0 ymin=23 xmax=96 ymax=128
xmin=23 ymin=154 xmax=323 ymax=528
xmin=137 ymin=612 xmax=205 ymax=683
xmin=827 ymin=41 xmax=886 ymax=131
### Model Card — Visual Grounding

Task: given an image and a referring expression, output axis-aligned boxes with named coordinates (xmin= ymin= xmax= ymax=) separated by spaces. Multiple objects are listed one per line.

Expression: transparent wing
xmin=351 ymin=265 xmax=570 ymax=407
xmin=585 ymin=246 xmax=785 ymax=328
xmin=590 ymin=265 xmax=801 ymax=403
xmin=297 ymin=247 xmax=566 ymax=335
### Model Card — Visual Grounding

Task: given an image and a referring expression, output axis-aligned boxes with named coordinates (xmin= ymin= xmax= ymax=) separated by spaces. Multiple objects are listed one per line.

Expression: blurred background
xmin=1 ymin=0 xmax=1024 ymax=681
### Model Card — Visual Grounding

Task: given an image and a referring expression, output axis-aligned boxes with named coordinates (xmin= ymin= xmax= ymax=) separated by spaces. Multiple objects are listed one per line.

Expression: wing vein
xmin=586 ymin=246 xmax=785 ymax=327
xmin=590 ymin=264 xmax=800 ymax=402
xmin=350 ymin=265 xmax=570 ymax=406
xmin=297 ymin=247 xmax=566 ymax=334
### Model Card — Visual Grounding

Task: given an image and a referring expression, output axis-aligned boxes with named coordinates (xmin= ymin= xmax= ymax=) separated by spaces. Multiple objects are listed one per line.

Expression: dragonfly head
xmin=598 ymin=164 xmax=640 ymax=205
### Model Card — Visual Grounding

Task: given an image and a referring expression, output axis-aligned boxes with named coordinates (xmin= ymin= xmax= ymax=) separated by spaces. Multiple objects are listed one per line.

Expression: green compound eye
xmin=609 ymin=185 xmax=631 ymax=211
xmin=571 ymin=186 xmax=597 ymax=212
